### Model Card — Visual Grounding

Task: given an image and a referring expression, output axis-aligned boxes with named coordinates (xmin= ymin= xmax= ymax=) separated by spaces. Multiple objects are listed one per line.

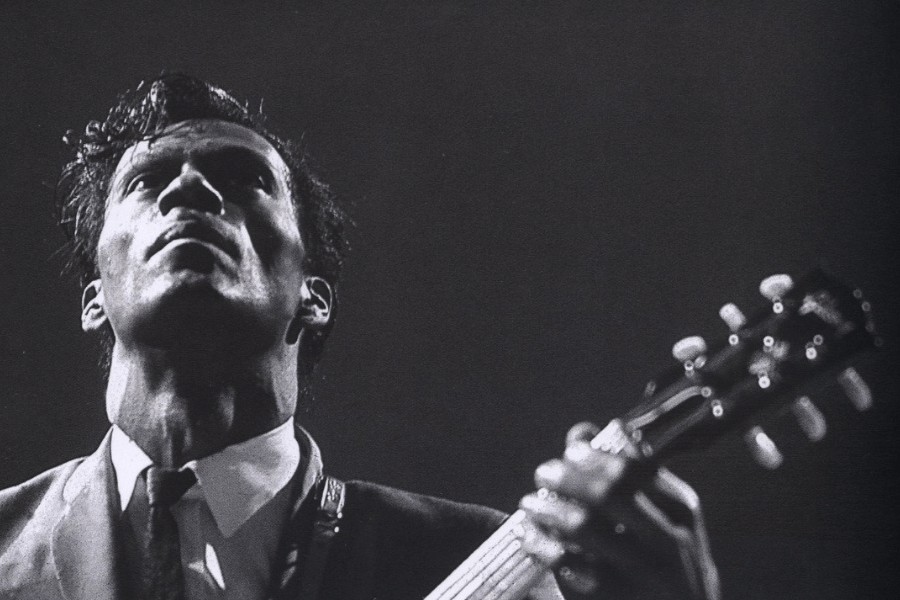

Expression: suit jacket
xmin=0 ymin=431 xmax=507 ymax=600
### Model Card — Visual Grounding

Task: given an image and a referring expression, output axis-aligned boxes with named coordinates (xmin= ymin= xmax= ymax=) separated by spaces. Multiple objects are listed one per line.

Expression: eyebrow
xmin=195 ymin=147 xmax=280 ymax=178
xmin=113 ymin=144 xmax=284 ymax=191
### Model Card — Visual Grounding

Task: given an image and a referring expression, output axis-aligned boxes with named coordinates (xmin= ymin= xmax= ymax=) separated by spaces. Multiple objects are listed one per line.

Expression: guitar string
xmin=451 ymin=539 xmax=525 ymax=600
xmin=432 ymin=528 xmax=521 ymax=600
xmin=435 ymin=513 xmax=547 ymax=600
xmin=429 ymin=514 xmax=528 ymax=600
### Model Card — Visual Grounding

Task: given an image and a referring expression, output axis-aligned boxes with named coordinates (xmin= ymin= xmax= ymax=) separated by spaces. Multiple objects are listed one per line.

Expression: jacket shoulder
xmin=344 ymin=479 xmax=507 ymax=532
xmin=319 ymin=480 xmax=507 ymax=600
xmin=0 ymin=459 xmax=83 ymax=557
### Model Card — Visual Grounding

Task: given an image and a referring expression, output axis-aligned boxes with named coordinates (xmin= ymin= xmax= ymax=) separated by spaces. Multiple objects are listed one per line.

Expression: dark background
xmin=1 ymin=1 xmax=898 ymax=598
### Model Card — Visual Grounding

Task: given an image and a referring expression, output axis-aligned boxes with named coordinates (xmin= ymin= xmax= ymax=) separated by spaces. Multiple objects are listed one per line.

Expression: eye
xmin=224 ymin=169 xmax=270 ymax=192
xmin=126 ymin=170 xmax=170 ymax=194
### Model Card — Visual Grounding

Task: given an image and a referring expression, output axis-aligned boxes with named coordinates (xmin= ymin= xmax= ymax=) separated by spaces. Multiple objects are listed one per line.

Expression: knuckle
xmin=585 ymin=476 xmax=615 ymax=504
xmin=555 ymin=501 xmax=589 ymax=532
xmin=605 ymin=453 xmax=628 ymax=480
xmin=566 ymin=421 xmax=601 ymax=445
xmin=518 ymin=491 xmax=542 ymax=513
xmin=563 ymin=440 xmax=595 ymax=464
xmin=519 ymin=522 xmax=566 ymax=566
xmin=557 ymin=564 xmax=599 ymax=594
xmin=535 ymin=459 xmax=566 ymax=488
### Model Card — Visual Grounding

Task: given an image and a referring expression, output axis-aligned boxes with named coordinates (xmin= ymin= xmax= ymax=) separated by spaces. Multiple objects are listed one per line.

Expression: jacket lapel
xmin=48 ymin=425 xmax=324 ymax=600
xmin=51 ymin=430 xmax=125 ymax=600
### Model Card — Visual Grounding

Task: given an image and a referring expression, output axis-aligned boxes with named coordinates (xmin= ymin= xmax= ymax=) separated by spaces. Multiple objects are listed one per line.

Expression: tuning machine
xmin=744 ymin=426 xmax=783 ymax=469
xmin=672 ymin=335 xmax=707 ymax=372
xmin=744 ymin=395 xmax=826 ymax=468
xmin=791 ymin=396 xmax=827 ymax=442
xmin=838 ymin=366 xmax=873 ymax=412
xmin=759 ymin=274 xmax=794 ymax=314
xmin=718 ymin=302 xmax=746 ymax=334
xmin=744 ymin=402 xmax=825 ymax=469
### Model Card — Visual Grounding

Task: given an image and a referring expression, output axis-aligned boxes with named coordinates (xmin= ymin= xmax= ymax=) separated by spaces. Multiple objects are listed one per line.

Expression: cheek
xmin=95 ymin=225 xmax=121 ymax=280
xmin=275 ymin=222 xmax=307 ymax=279
xmin=267 ymin=231 xmax=306 ymax=295
xmin=96 ymin=207 xmax=145 ymax=283
xmin=248 ymin=206 xmax=306 ymax=270
xmin=262 ymin=223 xmax=307 ymax=308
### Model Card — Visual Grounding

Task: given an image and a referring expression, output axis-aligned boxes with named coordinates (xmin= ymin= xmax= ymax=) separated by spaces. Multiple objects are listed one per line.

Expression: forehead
xmin=113 ymin=119 xmax=289 ymax=181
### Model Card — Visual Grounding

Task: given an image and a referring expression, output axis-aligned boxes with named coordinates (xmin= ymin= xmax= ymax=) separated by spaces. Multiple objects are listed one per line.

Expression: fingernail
xmin=563 ymin=441 xmax=593 ymax=463
xmin=535 ymin=461 xmax=563 ymax=486
xmin=563 ymin=505 xmax=588 ymax=531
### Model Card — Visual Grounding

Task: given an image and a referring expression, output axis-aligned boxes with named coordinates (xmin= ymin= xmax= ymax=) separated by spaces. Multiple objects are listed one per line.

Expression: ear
xmin=286 ymin=276 xmax=333 ymax=345
xmin=81 ymin=279 xmax=108 ymax=333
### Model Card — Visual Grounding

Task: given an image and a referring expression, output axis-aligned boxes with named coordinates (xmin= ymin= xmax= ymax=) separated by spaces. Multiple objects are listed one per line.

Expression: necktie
xmin=142 ymin=466 xmax=197 ymax=600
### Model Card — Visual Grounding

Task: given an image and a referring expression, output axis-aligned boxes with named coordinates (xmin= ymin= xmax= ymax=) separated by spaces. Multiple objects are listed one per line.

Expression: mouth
xmin=148 ymin=220 xmax=239 ymax=261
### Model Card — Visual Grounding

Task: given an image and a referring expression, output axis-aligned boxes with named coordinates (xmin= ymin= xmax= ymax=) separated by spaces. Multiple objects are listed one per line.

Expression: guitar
xmin=424 ymin=269 xmax=879 ymax=600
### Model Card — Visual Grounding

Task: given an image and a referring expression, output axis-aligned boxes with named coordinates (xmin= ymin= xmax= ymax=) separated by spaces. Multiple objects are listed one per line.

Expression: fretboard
xmin=424 ymin=510 xmax=550 ymax=600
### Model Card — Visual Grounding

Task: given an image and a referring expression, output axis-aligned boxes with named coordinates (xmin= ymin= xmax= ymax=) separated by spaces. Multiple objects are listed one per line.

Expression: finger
xmin=521 ymin=487 xmax=702 ymax=599
xmin=535 ymin=452 xmax=628 ymax=506
xmin=553 ymin=524 xmax=694 ymax=600
xmin=516 ymin=516 xmax=567 ymax=567
xmin=521 ymin=489 xmax=633 ymax=553
xmin=633 ymin=491 xmax=694 ymax=545
xmin=538 ymin=450 xmax=693 ymax=539
xmin=640 ymin=467 xmax=701 ymax=530
xmin=556 ymin=564 xmax=599 ymax=595
xmin=651 ymin=469 xmax=720 ymax=599
xmin=563 ymin=439 xmax=610 ymax=467
xmin=519 ymin=490 xmax=589 ymax=536
xmin=654 ymin=466 xmax=700 ymax=514
xmin=565 ymin=421 xmax=602 ymax=447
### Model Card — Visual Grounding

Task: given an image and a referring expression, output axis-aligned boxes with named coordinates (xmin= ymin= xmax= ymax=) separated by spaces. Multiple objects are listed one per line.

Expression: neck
xmin=106 ymin=341 xmax=299 ymax=467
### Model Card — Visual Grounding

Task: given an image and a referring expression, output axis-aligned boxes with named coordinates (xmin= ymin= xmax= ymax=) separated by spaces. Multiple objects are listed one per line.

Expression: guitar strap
xmin=300 ymin=475 xmax=346 ymax=600
xmin=271 ymin=474 xmax=346 ymax=600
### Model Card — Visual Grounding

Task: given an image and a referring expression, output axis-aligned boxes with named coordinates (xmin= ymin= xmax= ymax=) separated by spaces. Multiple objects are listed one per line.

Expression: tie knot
xmin=145 ymin=466 xmax=197 ymax=508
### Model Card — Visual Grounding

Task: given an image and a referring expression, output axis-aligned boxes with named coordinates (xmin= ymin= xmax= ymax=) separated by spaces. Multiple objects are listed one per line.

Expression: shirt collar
xmin=110 ymin=418 xmax=303 ymax=537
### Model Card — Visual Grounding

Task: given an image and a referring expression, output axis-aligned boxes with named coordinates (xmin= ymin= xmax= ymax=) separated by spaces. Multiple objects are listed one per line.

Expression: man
xmin=0 ymin=74 xmax=718 ymax=600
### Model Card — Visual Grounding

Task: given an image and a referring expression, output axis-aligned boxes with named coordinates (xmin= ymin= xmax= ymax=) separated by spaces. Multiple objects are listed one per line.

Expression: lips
xmin=148 ymin=220 xmax=239 ymax=260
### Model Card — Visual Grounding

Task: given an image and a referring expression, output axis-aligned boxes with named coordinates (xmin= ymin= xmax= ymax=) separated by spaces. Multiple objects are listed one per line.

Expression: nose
xmin=157 ymin=165 xmax=225 ymax=216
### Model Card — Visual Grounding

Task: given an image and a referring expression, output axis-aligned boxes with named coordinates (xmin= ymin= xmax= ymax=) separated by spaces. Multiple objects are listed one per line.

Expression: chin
xmin=133 ymin=277 xmax=280 ymax=354
xmin=131 ymin=277 xmax=227 ymax=341
xmin=145 ymin=269 xmax=225 ymax=305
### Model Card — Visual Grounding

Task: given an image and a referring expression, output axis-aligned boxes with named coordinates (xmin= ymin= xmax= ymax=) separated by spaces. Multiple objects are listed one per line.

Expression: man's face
xmin=92 ymin=119 xmax=307 ymax=351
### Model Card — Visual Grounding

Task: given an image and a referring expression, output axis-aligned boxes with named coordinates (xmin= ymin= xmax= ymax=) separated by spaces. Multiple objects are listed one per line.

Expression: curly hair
xmin=56 ymin=73 xmax=348 ymax=394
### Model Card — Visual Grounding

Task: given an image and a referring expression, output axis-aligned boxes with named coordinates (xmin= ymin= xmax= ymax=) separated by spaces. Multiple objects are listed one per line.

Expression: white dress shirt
xmin=110 ymin=420 xmax=562 ymax=600
xmin=110 ymin=418 xmax=322 ymax=600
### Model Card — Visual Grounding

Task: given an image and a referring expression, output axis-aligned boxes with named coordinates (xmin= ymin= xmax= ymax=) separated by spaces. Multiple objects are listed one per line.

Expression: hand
xmin=518 ymin=421 xmax=720 ymax=600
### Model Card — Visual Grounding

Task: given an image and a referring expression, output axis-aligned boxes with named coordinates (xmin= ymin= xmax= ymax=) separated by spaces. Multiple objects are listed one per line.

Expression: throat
xmin=105 ymin=344 xmax=297 ymax=466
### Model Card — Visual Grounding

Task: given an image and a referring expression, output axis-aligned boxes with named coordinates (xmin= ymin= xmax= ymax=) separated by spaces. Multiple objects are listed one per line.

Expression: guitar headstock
xmin=599 ymin=269 xmax=880 ymax=467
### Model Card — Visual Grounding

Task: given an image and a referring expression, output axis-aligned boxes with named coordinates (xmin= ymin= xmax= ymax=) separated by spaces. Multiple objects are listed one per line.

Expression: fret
xmin=479 ymin=552 xmax=543 ymax=600
xmin=458 ymin=535 xmax=525 ymax=600
xmin=422 ymin=270 xmax=878 ymax=600
xmin=425 ymin=512 xmax=523 ymax=600
xmin=425 ymin=510 xmax=552 ymax=600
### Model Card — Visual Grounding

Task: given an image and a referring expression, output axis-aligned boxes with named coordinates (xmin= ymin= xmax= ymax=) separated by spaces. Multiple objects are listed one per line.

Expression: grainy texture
xmin=1 ymin=2 xmax=897 ymax=598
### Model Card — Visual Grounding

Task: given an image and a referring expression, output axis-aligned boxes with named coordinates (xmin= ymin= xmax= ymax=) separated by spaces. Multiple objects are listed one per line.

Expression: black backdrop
xmin=1 ymin=1 xmax=898 ymax=598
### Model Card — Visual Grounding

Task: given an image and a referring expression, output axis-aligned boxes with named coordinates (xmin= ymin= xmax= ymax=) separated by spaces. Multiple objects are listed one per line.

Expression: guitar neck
xmin=424 ymin=510 xmax=549 ymax=600
xmin=424 ymin=269 xmax=878 ymax=600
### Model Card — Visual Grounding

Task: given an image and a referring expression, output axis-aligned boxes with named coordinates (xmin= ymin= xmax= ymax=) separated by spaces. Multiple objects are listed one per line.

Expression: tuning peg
xmin=744 ymin=426 xmax=784 ymax=469
xmin=759 ymin=274 xmax=794 ymax=302
xmin=672 ymin=336 xmax=707 ymax=362
xmin=838 ymin=367 xmax=873 ymax=411
xmin=719 ymin=302 xmax=747 ymax=332
xmin=791 ymin=396 xmax=827 ymax=442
